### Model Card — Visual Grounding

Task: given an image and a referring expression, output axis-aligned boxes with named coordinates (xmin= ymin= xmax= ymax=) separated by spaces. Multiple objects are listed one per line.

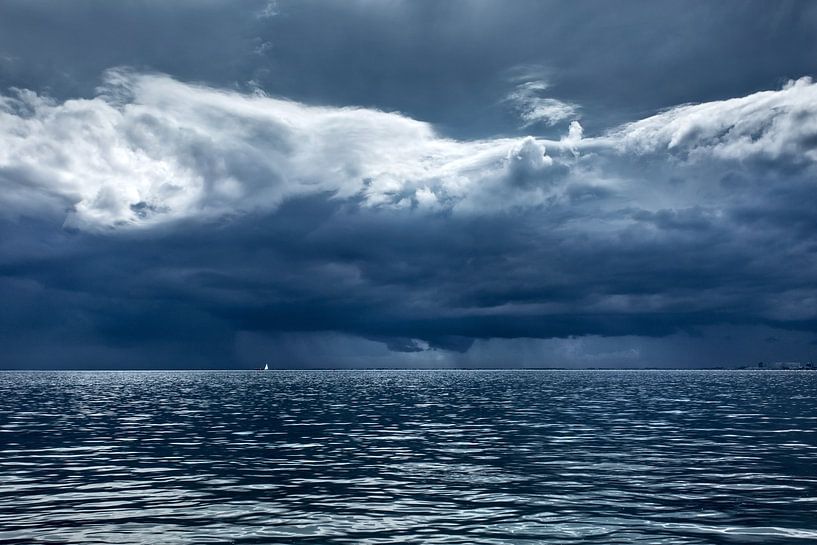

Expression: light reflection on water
xmin=1 ymin=370 xmax=816 ymax=544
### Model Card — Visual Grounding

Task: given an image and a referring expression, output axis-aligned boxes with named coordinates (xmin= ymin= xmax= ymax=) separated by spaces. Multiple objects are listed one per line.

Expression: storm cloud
xmin=1 ymin=1 xmax=816 ymax=368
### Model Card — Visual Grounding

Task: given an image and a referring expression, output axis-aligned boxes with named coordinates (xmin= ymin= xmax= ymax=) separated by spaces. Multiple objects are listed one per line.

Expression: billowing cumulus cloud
xmin=0 ymin=70 xmax=582 ymax=229
xmin=5 ymin=72 xmax=816 ymax=230
xmin=610 ymin=76 xmax=817 ymax=164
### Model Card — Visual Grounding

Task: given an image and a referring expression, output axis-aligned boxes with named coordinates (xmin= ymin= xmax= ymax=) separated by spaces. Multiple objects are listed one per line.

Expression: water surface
xmin=1 ymin=370 xmax=816 ymax=544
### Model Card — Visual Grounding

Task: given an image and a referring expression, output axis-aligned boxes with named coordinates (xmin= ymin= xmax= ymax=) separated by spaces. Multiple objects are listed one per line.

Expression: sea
xmin=1 ymin=370 xmax=816 ymax=544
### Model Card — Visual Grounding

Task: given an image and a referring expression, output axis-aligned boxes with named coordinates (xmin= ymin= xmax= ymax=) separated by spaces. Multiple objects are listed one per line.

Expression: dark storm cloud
xmin=0 ymin=1 xmax=816 ymax=368
xmin=0 ymin=0 xmax=267 ymax=98
xmin=2 ymin=167 xmax=817 ymax=368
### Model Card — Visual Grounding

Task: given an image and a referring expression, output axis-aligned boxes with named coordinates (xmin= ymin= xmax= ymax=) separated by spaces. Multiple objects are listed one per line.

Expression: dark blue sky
xmin=1 ymin=0 xmax=817 ymax=368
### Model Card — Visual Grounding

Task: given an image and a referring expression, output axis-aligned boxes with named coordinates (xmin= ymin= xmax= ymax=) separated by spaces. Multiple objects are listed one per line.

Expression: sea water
xmin=1 ymin=370 xmax=816 ymax=544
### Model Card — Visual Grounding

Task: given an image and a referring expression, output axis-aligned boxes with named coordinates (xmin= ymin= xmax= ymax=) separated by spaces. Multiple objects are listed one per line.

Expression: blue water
xmin=1 ymin=370 xmax=816 ymax=544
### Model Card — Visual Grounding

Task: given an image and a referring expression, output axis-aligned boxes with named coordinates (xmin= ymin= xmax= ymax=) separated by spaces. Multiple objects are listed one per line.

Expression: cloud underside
xmin=1 ymin=72 xmax=817 ymax=365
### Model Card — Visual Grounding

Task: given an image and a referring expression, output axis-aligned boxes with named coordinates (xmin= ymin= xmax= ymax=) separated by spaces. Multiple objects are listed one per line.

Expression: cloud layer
xmin=0 ymin=70 xmax=576 ymax=228
xmin=3 ymin=72 xmax=816 ymax=226
xmin=1 ymin=69 xmax=816 ymax=368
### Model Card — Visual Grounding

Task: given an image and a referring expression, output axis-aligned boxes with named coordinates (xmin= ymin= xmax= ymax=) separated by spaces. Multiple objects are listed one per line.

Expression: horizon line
xmin=0 ymin=366 xmax=804 ymax=372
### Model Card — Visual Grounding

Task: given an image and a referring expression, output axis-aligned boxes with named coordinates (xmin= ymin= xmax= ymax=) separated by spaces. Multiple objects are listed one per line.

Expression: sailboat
xmin=263 ymin=363 xmax=269 ymax=371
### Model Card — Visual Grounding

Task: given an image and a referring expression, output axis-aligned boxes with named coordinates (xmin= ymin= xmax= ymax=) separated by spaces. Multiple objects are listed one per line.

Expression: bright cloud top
xmin=0 ymin=70 xmax=566 ymax=228
xmin=611 ymin=76 xmax=817 ymax=163
xmin=0 ymin=71 xmax=815 ymax=230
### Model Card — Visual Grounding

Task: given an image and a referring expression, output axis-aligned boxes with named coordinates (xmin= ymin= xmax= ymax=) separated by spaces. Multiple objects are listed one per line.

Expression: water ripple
xmin=1 ymin=370 xmax=816 ymax=544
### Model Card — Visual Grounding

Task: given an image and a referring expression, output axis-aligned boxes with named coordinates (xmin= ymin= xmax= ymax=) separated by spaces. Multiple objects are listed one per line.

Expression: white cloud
xmin=0 ymin=70 xmax=576 ymax=229
xmin=0 ymin=71 xmax=814 ymax=230
xmin=414 ymin=186 xmax=439 ymax=209
xmin=561 ymin=120 xmax=583 ymax=156
xmin=256 ymin=0 xmax=278 ymax=19
xmin=609 ymin=76 xmax=817 ymax=163
xmin=505 ymin=80 xmax=579 ymax=127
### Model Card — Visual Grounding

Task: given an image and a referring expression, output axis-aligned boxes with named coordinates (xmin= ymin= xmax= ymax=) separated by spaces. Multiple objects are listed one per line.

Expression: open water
xmin=1 ymin=370 xmax=816 ymax=544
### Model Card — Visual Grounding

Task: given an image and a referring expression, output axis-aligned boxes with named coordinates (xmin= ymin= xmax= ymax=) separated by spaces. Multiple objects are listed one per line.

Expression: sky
xmin=1 ymin=0 xmax=817 ymax=369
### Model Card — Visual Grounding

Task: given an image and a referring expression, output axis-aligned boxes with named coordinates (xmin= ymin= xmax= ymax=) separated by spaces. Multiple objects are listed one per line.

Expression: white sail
xmin=263 ymin=363 xmax=269 ymax=371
